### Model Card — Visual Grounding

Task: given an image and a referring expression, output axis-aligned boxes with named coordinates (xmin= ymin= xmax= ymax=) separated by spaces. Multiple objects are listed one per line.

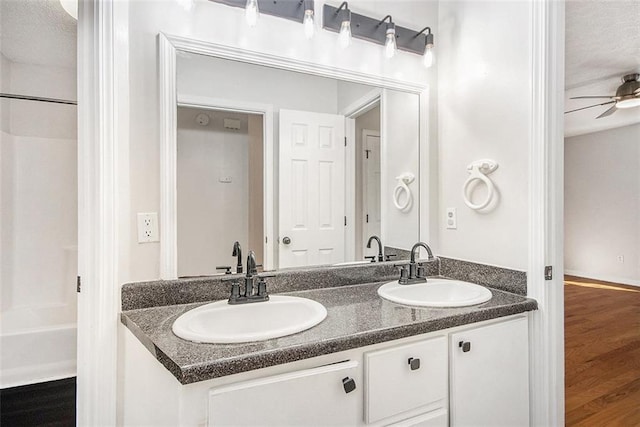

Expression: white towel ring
xmin=462 ymin=160 xmax=498 ymax=210
xmin=393 ymin=173 xmax=415 ymax=212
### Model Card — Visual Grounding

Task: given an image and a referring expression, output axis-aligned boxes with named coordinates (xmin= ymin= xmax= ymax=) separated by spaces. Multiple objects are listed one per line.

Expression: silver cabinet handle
xmin=282 ymin=237 xmax=291 ymax=245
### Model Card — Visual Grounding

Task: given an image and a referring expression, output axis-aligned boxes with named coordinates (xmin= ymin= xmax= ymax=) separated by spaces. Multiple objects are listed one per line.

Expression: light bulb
xmin=339 ymin=20 xmax=351 ymax=49
xmin=176 ymin=0 xmax=194 ymax=11
xmin=59 ymin=0 xmax=77 ymax=19
xmin=423 ymin=45 xmax=434 ymax=68
xmin=245 ymin=0 xmax=259 ymax=27
xmin=385 ymin=29 xmax=397 ymax=59
xmin=616 ymin=98 xmax=640 ymax=109
xmin=304 ymin=9 xmax=315 ymax=39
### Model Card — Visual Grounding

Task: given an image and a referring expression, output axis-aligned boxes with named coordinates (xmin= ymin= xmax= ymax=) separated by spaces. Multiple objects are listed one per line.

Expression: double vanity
xmin=121 ymin=255 xmax=536 ymax=426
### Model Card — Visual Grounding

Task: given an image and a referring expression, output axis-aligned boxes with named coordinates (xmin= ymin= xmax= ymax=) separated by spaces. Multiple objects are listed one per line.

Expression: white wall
xmin=564 ymin=124 xmax=640 ymax=286
xmin=177 ymin=108 xmax=252 ymax=277
xmin=437 ymin=0 xmax=531 ymax=270
xmin=125 ymin=0 xmax=438 ymax=281
xmin=0 ymin=57 xmax=77 ymax=330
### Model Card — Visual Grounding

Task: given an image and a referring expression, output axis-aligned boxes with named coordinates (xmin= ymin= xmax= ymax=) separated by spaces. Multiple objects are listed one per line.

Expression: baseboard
xmin=564 ymin=270 xmax=640 ymax=288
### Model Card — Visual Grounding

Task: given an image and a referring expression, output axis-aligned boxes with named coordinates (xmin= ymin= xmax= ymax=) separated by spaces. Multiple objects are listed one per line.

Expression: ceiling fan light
xmin=616 ymin=98 xmax=640 ymax=109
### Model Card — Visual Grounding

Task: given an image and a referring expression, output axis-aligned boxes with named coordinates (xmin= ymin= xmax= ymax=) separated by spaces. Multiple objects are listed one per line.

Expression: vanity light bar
xmin=322 ymin=4 xmax=428 ymax=55
xmin=210 ymin=0 xmax=307 ymax=23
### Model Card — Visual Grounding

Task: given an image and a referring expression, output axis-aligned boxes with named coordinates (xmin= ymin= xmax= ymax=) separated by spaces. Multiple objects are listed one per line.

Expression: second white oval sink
xmin=172 ymin=296 xmax=327 ymax=344
xmin=378 ymin=279 xmax=492 ymax=307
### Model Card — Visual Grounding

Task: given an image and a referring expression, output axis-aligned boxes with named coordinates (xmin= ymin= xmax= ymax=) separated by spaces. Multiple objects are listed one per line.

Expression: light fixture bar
xmin=210 ymin=0 xmax=306 ymax=23
xmin=322 ymin=4 xmax=428 ymax=55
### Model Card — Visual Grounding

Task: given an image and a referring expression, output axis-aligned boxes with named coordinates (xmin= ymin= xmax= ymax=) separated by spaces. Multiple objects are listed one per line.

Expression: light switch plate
xmin=137 ymin=212 xmax=159 ymax=243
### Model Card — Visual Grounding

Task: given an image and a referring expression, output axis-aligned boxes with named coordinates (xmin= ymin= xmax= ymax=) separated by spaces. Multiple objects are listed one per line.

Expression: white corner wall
xmin=437 ymin=0 xmax=531 ymax=270
xmin=564 ymin=124 xmax=640 ymax=286
xmin=126 ymin=0 xmax=438 ymax=281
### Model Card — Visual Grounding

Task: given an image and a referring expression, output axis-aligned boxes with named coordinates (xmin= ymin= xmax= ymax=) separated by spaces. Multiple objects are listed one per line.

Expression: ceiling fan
xmin=565 ymin=73 xmax=640 ymax=119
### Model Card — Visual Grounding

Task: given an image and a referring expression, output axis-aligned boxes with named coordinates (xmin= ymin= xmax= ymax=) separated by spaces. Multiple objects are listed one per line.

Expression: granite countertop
xmin=121 ymin=279 xmax=537 ymax=385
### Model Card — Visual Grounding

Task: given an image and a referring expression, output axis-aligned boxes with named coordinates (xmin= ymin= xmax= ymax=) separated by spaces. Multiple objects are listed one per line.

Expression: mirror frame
xmin=159 ymin=32 xmax=431 ymax=280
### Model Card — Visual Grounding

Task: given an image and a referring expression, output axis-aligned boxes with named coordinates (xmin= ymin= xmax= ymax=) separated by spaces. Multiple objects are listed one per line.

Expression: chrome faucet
xmin=366 ymin=235 xmax=384 ymax=262
xmin=232 ymin=241 xmax=243 ymax=274
xmin=396 ymin=242 xmax=435 ymax=285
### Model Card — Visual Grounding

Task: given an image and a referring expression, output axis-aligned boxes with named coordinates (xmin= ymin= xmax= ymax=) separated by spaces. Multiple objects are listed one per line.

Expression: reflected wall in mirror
xmin=173 ymin=51 xmax=421 ymax=277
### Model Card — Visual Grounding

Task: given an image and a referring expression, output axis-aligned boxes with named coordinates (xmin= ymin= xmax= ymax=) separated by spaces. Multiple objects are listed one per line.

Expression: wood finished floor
xmin=565 ymin=275 xmax=640 ymax=426
xmin=0 ymin=377 xmax=75 ymax=426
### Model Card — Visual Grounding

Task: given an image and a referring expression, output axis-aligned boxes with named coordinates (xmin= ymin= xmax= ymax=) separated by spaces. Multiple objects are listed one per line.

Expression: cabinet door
xmin=208 ymin=360 xmax=359 ymax=426
xmin=450 ymin=316 xmax=529 ymax=427
xmin=365 ymin=336 xmax=447 ymax=424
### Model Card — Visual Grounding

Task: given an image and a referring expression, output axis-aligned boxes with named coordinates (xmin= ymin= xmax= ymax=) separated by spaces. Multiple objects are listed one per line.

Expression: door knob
xmin=282 ymin=237 xmax=291 ymax=245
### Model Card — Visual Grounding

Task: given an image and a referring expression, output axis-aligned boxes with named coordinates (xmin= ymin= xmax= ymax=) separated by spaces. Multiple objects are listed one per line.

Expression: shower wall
xmin=0 ymin=53 xmax=78 ymax=387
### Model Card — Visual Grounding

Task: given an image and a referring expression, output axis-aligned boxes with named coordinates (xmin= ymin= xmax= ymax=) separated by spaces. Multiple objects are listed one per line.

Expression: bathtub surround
xmin=0 ymin=54 xmax=78 ymax=388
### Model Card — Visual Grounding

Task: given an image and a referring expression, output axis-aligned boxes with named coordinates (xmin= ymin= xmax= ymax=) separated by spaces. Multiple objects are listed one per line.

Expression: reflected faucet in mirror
xmin=366 ymin=235 xmax=384 ymax=262
xmin=232 ymin=241 xmax=243 ymax=274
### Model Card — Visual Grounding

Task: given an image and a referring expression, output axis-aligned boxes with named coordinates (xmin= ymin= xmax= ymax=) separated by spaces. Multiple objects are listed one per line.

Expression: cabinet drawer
xmin=390 ymin=408 xmax=448 ymax=427
xmin=365 ymin=336 xmax=447 ymax=424
xmin=208 ymin=360 xmax=359 ymax=426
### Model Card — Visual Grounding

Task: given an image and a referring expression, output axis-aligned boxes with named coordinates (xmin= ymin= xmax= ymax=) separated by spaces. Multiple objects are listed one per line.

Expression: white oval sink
xmin=378 ymin=279 xmax=492 ymax=307
xmin=172 ymin=296 xmax=327 ymax=344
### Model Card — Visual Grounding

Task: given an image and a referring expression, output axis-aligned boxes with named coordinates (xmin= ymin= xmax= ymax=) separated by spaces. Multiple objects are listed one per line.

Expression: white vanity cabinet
xmin=449 ymin=316 xmax=529 ymax=427
xmin=364 ymin=336 xmax=448 ymax=425
xmin=207 ymin=360 xmax=360 ymax=426
xmin=122 ymin=314 xmax=531 ymax=427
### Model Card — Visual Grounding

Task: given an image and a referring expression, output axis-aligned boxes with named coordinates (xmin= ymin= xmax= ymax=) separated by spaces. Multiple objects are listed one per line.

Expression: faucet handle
xmin=394 ymin=264 xmax=409 ymax=284
xmin=364 ymin=256 xmax=376 ymax=263
xmin=385 ymin=254 xmax=397 ymax=262
xmin=216 ymin=266 xmax=232 ymax=275
xmin=257 ymin=273 xmax=275 ymax=279
xmin=416 ymin=264 xmax=426 ymax=279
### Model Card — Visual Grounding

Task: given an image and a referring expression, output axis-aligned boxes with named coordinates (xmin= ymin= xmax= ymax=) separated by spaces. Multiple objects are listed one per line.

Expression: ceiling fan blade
xmin=564 ymin=100 xmax=616 ymax=114
xmin=596 ymin=104 xmax=617 ymax=119
xmin=570 ymin=95 xmax=616 ymax=99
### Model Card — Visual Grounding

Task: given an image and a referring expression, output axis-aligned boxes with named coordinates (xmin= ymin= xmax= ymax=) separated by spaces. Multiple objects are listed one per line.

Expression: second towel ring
xmin=393 ymin=173 xmax=415 ymax=212
xmin=463 ymin=160 xmax=498 ymax=210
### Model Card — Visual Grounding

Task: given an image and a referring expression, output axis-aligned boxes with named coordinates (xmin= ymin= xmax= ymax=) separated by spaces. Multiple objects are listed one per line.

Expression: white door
xmin=279 ymin=109 xmax=346 ymax=268
xmin=362 ymin=130 xmax=381 ymax=258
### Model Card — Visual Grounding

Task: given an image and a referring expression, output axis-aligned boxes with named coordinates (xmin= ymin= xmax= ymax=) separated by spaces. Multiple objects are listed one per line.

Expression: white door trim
xmin=77 ymin=0 xmax=129 ymax=424
xmin=528 ymin=1 xmax=565 ymax=425
xmin=158 ymin=33 xmax=432 ymax=275
xmin=172 ymin=94 xmax=276 ymax=274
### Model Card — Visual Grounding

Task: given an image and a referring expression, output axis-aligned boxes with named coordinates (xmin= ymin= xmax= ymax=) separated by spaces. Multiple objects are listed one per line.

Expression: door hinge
xmin=265 ymin=236 xmax=268 ymax=244
xmin=365 ymin=149 xmax=370 ymax=159
xmin=544 ymin=266 xmax=553 ymax=280
xmin=77 ymin=276 xmax=82 ymax=293
xmin=344 ymin=216 xmax=347 ymax=226
xmin=344 ymin=137 xmax=347 ymax=147
xmin=366 ymin=214 xmax=369 ymax=223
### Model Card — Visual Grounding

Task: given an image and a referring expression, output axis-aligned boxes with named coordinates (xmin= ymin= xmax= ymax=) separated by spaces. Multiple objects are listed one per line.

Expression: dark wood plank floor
xmin=565 ymin=275 xmax=640 ymax=426
xmin=0 ymin=377 xmax=75 ymax=426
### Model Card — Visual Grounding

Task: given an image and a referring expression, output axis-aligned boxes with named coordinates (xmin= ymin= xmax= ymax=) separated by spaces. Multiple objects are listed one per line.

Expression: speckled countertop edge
xmin=121 ymin=280 xmax=537 ymax=385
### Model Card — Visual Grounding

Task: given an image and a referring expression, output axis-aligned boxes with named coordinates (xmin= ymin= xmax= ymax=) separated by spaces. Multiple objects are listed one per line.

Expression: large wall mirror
xmin=160 ymin=34 xmax=429 ymax=279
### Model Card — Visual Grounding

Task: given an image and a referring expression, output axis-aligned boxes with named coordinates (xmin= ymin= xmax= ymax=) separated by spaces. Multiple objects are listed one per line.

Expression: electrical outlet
xmin=617 ymin=255 xmax=624 ymax=263
xmin=137 ymin=213 xmax=159 ymax=243
xmin=446 ymin=208 xmax=457 ymax=229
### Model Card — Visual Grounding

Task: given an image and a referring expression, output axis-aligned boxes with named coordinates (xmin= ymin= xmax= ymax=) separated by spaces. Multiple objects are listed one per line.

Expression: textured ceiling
xmin=0 ymin=0 xmax=76 ymax=68
xmin=565 ymin=0 xmax=640 ymax=136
